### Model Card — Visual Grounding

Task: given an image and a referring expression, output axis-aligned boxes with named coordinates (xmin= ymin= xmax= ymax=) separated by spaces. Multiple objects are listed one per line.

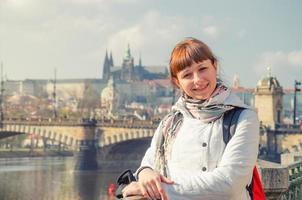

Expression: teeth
xmin=195 ymin=85 xmax=207 ymax=90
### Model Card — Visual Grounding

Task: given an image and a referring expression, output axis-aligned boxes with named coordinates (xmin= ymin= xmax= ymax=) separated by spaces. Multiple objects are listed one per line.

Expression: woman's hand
xmin=138 ymin=168 xmax=174 ymax=200
xmin=122 ymin=181 xmax=143 ymax=198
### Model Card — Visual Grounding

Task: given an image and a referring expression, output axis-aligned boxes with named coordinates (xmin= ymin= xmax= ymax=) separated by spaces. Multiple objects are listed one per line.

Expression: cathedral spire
xmin=139 ymin=52 xmax=142 ymax=66
xmin=105 ymin=49 xmax=109 ymax=62
xmin=121 ymin=44 xmax=135 ymax=81
xmin=109 ymin=51 xmax=114 ymax=67
xmin=125 ymin=43 xmax=132 ymax=59
xmin=102 ymin=49 xmax=111 ymax=80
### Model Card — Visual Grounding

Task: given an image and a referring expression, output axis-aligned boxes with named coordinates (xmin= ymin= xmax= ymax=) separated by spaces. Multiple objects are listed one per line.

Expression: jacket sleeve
xmin=163 ymin=109 xmax=260 ymax=198
xmin=135 ymin=120 xmax=163 ymax=177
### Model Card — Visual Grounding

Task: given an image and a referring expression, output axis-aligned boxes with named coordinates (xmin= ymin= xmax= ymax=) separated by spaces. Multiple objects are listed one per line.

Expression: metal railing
xmin=1 ymin=118 xmax=159 ymax=129
xmin=281 ymin=161 xmax=302 ymax=200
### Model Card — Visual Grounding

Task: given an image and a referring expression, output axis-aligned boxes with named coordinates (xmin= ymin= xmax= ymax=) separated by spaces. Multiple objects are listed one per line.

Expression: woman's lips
xmin=193 ymin=83 xmax=208 ymax=91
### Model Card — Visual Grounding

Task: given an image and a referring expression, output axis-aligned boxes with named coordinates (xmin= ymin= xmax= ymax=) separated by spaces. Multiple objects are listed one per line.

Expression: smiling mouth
xmin=193 ymin=83 xmax=208 ymax=91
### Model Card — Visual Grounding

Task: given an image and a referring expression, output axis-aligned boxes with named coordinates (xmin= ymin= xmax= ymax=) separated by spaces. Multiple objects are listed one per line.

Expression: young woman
xmin=121 ymin=38 xmax=259 ymax=200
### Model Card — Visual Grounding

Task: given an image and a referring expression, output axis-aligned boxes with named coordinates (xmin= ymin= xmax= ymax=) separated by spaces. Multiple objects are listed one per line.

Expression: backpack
xmin=223 ymin=107 xmax=266 ymax=200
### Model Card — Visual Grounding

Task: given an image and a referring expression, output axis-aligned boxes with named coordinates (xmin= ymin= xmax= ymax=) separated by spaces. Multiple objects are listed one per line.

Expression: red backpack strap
xmin=247 ymin=166 xmax=266 ymax=200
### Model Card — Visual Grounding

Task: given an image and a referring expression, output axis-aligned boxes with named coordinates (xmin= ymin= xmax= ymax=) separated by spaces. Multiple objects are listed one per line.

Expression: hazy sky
xmin=0 ymin=0 xmax=301 ymax=87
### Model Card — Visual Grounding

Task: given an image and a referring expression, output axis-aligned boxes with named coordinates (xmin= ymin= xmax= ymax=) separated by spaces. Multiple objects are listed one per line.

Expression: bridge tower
xmin=255 ymin=67 xmax=284 ymax=160
xmin=254 ymin=67 xmax=283 ymax=129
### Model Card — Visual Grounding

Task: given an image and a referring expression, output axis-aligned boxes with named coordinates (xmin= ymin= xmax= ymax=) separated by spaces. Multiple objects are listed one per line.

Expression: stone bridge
xmin=0 ymin=119 xmax=158 ymax=170
xmin=98 ymin=119 xmax=157 ymax=148
xmin=1 ymin=120 xmax=302 ymax=198
xmin=0 ymin=119 xmax=157 ymax=149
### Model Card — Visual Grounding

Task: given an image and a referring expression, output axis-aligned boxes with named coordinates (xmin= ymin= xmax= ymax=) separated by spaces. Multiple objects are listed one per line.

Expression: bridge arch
xmin=101 ymin=137 xmax=152 ymax=161
xmin=0 ymin=131 xmax=25 ymax=139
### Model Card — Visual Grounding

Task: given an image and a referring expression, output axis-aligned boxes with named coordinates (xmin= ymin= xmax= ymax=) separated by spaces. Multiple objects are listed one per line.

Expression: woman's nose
xmin=193 ymin=73 xmax=202 ymax=84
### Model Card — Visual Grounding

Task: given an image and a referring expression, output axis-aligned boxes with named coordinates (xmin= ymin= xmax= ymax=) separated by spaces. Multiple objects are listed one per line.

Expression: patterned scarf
xmin=154 ymin=80 xmax=234 ymax=176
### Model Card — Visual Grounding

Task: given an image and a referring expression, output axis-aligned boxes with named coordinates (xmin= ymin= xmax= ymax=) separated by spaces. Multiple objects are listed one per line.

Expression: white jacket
xmin=138 ymin=92 xmax=260 ymax=200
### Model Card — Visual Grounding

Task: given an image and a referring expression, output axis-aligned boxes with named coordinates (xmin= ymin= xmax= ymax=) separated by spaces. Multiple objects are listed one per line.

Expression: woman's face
xmin=174 ymin=59 xmax=217 ymax=100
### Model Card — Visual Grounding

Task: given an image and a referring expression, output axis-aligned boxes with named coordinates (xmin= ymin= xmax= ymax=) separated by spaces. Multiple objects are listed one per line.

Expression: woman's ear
xmin=213 ymin=61 xmax=218 ymax=70
xmin=172 ymin=77 xmax=180 ymax=88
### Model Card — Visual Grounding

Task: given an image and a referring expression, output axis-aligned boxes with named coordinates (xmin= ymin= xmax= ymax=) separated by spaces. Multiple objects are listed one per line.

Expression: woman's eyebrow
xmin=180 ymin=68 xmax=191 ymax=74
xmin=197 ymin=63 xmax=206 ymax=67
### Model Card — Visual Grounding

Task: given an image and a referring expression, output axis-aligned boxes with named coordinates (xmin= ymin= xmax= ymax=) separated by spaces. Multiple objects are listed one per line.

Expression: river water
xmin=0 ymin=157 xmax=124 ymax=200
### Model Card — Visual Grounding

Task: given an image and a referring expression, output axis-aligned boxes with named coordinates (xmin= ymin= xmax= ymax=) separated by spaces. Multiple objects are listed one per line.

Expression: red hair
xmin=169 ymin=38 xmax=217 ymax=87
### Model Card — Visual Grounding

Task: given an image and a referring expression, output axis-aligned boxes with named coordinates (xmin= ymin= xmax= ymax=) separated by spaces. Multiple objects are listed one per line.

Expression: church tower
xmin=109 ymin=51 xmax=114 ymax=67
xmin=121 ymin=44 xmax=135 ymax=82
xmin=254 ymin=67 xmax=283 ymax=129
xmin=232 ymin=74 xmax=240 ymax=88
xmin=102 ymin=50 xmax=113 ymax=81
xmin=100 ymin=76 xmax=120 ymax=116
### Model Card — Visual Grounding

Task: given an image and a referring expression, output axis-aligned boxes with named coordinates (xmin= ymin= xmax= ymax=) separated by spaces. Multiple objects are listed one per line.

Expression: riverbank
xmin=0 ymin=149 xmax=73 ymax=158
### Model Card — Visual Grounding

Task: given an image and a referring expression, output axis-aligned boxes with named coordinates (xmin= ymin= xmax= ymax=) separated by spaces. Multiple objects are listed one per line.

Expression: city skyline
xmin=0 ymin=0 xmax=301 ymax=88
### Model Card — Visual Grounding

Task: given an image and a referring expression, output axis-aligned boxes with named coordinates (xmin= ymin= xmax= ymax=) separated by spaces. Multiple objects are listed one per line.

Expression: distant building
xmin=229 ymin=69 xmax=302 ymax=127
xmin=4 ymin=79 xmax=46 ymax=98
xmin=3 ymin=46 xmax=302 ymax=122
xmin=254 ymin=67 xmax=283 ymax=129
xmin=103 ymin=44 xmax=168 ymax=82
xmin=100 ymin=77 xmax=120 ymax=115
xmin=232 ymin=87 xmax=254 ymax=106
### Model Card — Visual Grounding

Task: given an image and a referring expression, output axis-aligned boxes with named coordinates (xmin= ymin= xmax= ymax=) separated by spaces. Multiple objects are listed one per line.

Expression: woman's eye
xmin=199 ymin=67 xmax=206 ymax=71
xmin=183 ymin=73 xmax=191 ymax=78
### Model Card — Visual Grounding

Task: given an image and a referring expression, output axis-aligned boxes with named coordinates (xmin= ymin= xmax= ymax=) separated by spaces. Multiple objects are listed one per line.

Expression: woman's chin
xmin=190 ymin=90 xmax=210 ymax=100
xmin=190 ymin=94 xmax=209 ymax=100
